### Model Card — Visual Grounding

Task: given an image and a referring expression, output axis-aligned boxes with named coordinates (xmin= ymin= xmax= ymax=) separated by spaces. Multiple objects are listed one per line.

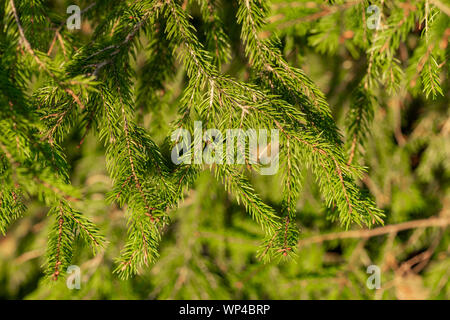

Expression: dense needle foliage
xmin=0 ymin=0 xmax=448 ymax=299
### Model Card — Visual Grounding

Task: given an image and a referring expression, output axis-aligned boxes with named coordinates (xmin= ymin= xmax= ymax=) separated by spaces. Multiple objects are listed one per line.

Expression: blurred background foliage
xmin=0 ymin=0 xmax=449 ymax=299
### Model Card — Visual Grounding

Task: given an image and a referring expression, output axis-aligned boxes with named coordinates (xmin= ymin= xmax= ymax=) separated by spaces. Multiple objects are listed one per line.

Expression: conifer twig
xmin=9 ymin=0 xmax=86 ymax=112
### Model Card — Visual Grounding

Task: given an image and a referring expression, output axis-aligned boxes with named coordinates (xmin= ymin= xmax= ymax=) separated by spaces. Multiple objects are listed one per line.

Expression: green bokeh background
xmin=0 ymin=0 xmax=448 ymax=299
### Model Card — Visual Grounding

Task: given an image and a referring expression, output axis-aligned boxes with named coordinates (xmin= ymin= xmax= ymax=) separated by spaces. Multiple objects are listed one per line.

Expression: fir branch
xmin=346 ymin=85 xmax=375 ymax=164
xmin=10 ymin=0 xmax=87 ymax=111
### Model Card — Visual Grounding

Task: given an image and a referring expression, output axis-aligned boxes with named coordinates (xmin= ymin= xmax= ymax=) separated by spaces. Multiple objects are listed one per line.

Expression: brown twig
xmin=299 ymin=217 xmax=450 ymax=246
xmin=52 ymin=206 xmax=64 ymax=281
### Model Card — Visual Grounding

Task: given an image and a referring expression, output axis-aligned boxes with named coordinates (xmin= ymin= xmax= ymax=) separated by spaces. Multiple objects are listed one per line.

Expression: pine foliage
xmin=0 ymin=0 xmax=448 ymax=284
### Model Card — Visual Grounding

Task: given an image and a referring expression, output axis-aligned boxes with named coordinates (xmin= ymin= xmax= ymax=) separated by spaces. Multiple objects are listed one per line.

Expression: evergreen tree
xmin=0 ymin=0 xmax=448 ymax=299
